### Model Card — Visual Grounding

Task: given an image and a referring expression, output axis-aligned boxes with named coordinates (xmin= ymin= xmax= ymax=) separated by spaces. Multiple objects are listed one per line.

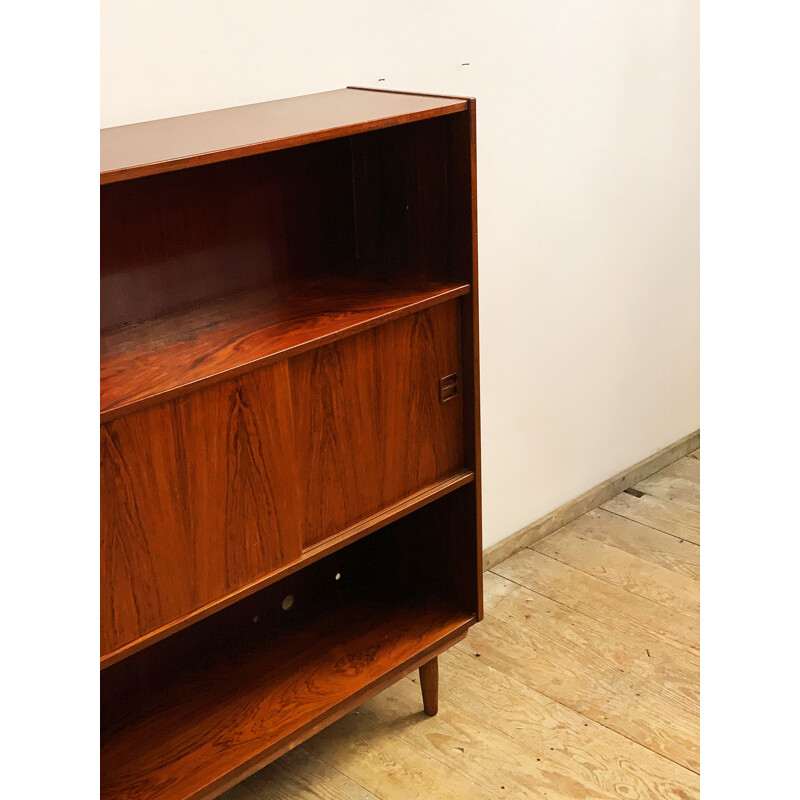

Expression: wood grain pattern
xmin=452 ymin=101 xmax=484 ymax=619
xmin=100 ymin=139 xmax=355 ymax=332
xmin=101 ymin=362 xmax=302 ymax=656
xmin=429 ymin=647 xmax=698 ymax=799
xmin=223 ymin=460 xmax=699 ymax=800
xmin=353 ymin=649 xmax=699 ymax=800
xmin=102 ymin=471 xmax=474 ymax=669
xmin=101 ymin=596 xmax=473 ymax=800
xmin=551 ymin=507 xmax=700 ymax=580
xmin=217 ymin=785 xmax=260 ymax=800
xmin=101 ymin=88 xmax=467 ymax=183
xmin=101 ymin=88 xmax=482 ymax=800
xmin=244 ymin=747 xmax=380 ymax=800
xmin=292 ymin=301 xmax=464 ymax=549
xmin=634 ymin=457 xmax=700 ymax=512
xmin=458 ymin=574 xmax=700 ymax=772
xmin=601 ymin=491 xmax=700 ymax=544
xmin=101 ymin=276 xmax=469 ymax=421
xmin=304 ymin=709 xmax=509 ymax=800
xmin=493 ymin=548 xmax=699 ymax=654
xmin=534 ymin=522 xmax=700 ymax=617
xmin=481 ymin=572 xmax=699 ymax=710
xmin=418 ymin=657 xmax=439 ymax=716
xmin=101 ymin=301 xmax=466 ymax=657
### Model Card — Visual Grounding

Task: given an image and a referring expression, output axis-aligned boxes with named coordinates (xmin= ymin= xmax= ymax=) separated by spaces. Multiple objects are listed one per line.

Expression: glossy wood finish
xmin=101 ymin=88 xmax=466 ymax=183
xmin=101 ymin=139 xmax=355 ymax=332
xmin=100 ymin=87 xmax=481 ymax=800
xmin=418 ymin=657 xmax=439 ymax=716
xmin=294 ymin=301 xmax=464 ymax=548
xmin=102 ymin=598 xmax=472 ymax=800
xmin=221 ymin=456 xmax=698 ymax=800
xmin=102 ymin=516 xmax=477 ymax=800
xmin=101 ymin=276 xmax=469 ymax=421
xmin=101 ymin=470 xmax=474 ymax=670
xmin=101 ymin=301 xmax=465 ymax=658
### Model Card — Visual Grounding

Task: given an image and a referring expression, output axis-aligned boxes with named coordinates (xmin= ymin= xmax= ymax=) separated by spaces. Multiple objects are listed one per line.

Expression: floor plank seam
xmin=478 ymin=602 xmax=700 ymax=720
xmin=526 ymin=548 xmax=700 ymax=619
xmin=297 ymin=744 xmax=379 ymax=800
xmin=397 ymin=659 xmax=699 ymax=794
xmin=488 ymin=568 xmax=700 ymax=663
xmin=486 ymin=566 xmax=699 ymax=655
xmin=311 ymin=712 xmax=506 ymax=800
xmin=358 ymin=709 xmax=515 ymax=799
xmin=301 ymin=745 xmax=389 ymax=800
xmin=455 ymin=634 xmax=701 ymax=778
xmin=221 ymin=452 xmax=700 ymax=799
xmin=600 ymin=504 xmax=701 ymax=546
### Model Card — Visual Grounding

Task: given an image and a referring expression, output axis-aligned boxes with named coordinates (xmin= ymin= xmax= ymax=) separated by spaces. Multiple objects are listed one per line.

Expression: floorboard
xmin=534 ymin=526 xmax=699 ymax=616
xmin=601 ymin=492 xmax=700 ymax=544
xmin=493 ymin=549 xmax=699 ymax=653
xmin=547 ymin=508 xmax=699 ymax=579
xmin=221 ymin=447 xmax=701 ymax=799
xmin=634 ymin=457 xmax=700 ymax=512
xmin=244 ymin=747 xmax=380 ymax=800
xmin=457 ymin=574 xmax=699 ymax=772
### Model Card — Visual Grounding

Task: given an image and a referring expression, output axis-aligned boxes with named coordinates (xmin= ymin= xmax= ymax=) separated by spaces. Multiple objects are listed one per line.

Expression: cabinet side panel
xmin=100 ymin=361 xmax=303 ymax=656
xmin=449 ymin=103 xmax=483 ymax=619
xmin=293 ymin=301 xmax=464 ymax=549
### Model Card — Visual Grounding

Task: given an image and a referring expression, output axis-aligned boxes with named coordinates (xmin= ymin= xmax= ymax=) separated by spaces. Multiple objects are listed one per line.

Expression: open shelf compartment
xmin=101 ymin=111 xmax=474 ymax=422
xmin=101 ymin=487 xmax=480 ymax=800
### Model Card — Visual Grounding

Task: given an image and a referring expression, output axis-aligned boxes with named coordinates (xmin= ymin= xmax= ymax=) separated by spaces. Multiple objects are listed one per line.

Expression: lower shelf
xmin=101 ymin=595 xmax=473 ymax=800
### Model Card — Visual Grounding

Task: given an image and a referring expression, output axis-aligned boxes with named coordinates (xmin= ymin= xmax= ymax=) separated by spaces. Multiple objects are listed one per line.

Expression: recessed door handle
xmin=439 ymin=374 xmax=459 ymax=403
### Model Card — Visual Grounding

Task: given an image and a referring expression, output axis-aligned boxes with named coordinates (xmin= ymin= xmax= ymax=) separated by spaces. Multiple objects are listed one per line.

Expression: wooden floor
xmin=222 ymin=451 xmax=700 ymax=800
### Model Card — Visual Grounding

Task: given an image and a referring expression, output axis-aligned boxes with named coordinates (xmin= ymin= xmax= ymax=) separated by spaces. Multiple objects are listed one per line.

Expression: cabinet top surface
xmin=100 ymin=88 xmax=468 ymax=184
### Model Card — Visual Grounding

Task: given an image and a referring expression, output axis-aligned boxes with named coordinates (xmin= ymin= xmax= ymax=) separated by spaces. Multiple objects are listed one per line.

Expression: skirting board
xmin=482 ymin=430 xmax=700 ymax=571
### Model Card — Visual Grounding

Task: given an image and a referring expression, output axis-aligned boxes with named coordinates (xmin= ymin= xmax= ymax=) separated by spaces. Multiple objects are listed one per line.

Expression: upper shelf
xmin=101 ymin=275 xmax=470 ymax=422
xmin=100 ymin=88 xmax=468 ymax=184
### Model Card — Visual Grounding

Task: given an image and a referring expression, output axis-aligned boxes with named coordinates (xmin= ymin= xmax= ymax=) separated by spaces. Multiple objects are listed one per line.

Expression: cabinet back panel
xmin=100 ymin=137 xmax=355 ymax=331
xmin=101 ymin=301 xmax=464 ymax=656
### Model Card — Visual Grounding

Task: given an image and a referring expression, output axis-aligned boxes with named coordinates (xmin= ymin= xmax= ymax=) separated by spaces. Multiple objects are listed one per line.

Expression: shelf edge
xmin=100 ymin=469 xmax=475 ymax=670
xmin=100 ymin=283 xmax=471 ymax=424
xmin=101 ymin=100 xmax=468 ymax=185
xmin=185 ymin=619 xmax=474 ymax=800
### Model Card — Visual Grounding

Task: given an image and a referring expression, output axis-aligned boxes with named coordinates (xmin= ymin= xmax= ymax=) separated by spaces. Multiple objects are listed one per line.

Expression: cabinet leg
xmin=418 ymin=656 xmax=439 ymax=716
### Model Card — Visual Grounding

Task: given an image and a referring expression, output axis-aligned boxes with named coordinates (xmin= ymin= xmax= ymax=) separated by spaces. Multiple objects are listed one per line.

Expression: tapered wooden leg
xmin=418 ymin=656 xmax=439 ymax=716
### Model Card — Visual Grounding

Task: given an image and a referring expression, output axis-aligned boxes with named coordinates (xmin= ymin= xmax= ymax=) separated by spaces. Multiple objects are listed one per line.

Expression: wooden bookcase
xmin=100 ymin=87 xmax=482 ymax=800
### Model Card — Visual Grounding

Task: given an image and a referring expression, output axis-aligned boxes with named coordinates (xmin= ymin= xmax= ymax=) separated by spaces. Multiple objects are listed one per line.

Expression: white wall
xmin=101 ymin=1 xmax=699 ymax=550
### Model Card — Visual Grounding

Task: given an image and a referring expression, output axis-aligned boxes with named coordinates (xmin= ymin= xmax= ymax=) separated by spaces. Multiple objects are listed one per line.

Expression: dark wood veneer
xmin=101 ymin=87 xmax=481 ymax=800
xmin=102 ymin=592 xmax=471 ymax=800
xmin=101 ymin=88 xmax=466 ymax=183
xmin=102 ymin=302 xmax=466 ymax=656
xmin=101 ymin=276 xmax=469 ymax=421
